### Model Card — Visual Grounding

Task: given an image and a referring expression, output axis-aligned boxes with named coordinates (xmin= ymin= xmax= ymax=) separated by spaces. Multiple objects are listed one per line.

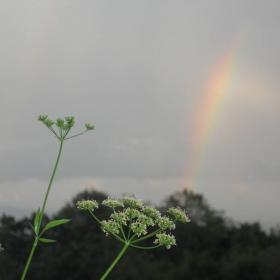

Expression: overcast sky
xmin=0 ymin=1 xmax=280 ymax=230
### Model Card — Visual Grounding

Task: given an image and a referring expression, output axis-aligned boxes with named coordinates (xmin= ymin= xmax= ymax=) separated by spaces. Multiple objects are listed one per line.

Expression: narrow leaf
xmin=39 ymin=238 xmax=57 ymax=243
xmin=34 ymin=208 xmax=41 ymax=234
xmin=28 ymin=221 xmax=35 ymax=233
xmin=40 ymin=219 xmax=70 ymax=235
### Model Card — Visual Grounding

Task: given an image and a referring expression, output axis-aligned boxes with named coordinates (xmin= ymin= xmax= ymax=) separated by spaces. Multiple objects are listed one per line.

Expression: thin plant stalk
xmin=20 ymin=237 xmax=39 ymax=280
xmin=39 ymin=140 xmax=63 ymax=226
xmin=21 ymin=140 xmax=64 ymax=280
xmin=21 ymin=115 xmax=94 ymax=280
xmin=100 ymin=243 xmax=129 ymax=280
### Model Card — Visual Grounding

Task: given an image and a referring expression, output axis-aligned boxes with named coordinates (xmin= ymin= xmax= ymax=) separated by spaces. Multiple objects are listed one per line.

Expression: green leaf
xmin=39 ymin=238 xmax=57 ymax=243
xmin=28 ymin=221 xmax=35 ymax=233
xmin=34 ymin=208 xmax=41 ymax=234
xmin=40 ymin=219 xmax=70 ymax=235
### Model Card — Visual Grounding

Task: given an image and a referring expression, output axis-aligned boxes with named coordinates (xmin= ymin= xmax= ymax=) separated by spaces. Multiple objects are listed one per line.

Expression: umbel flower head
xmin=102 ymin=198 xmax=124 ymax=208
xmin=38 ymin=115 xmax=94 ymax=141
xmin=77 ymin=199 xmax=99 ymax=212
xmin=77 ymin=195 xmax=190 ymax=250
xmin=168 ymin=207 xmax=190 ymax=223
xmin=154 ymin=232 xmax=176 ymax=249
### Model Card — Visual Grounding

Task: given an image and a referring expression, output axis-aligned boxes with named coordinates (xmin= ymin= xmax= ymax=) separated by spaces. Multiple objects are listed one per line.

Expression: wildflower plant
xmin=21 ymin=116 xmax=94 ymax=280
xmin=77 ymin=196 xmax=190 ymax=279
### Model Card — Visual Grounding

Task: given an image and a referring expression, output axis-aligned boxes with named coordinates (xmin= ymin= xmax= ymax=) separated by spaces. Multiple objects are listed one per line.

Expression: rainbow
xmin=185 ymin=39 xmax=241 ymax=190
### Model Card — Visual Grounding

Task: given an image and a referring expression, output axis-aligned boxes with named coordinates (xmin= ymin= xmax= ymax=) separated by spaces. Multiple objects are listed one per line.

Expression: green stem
xmin=127 ymin=217 xmax=132 ymax=239
xmin=113 ymin=208 xmax=126 ymax=241
xmin=130 ymin=228 xmax=162 ymax=244
xmin=21 ymin=237 xmax=39 ymax=280
xmin=130 ymin=244 xmax=161 ymax=249
xmin=48 ymin=126 xmax=59 ymax=138
xmin=21 ymin=140 xmax=64 ymax=280
xmin=89 ymin=210 xmax=102 ymax=224
xmin=100 ymin=243 xmax=129 ymax=280
xmin=89 ymin=211 xmax=125 ymax=243
xmin=38 ymin=140 xmax=64 ymax=226
xmin=64 ymin=130 xmax=88 ymax=140
xmin=128 ymin=232 xmax=137 ymax=242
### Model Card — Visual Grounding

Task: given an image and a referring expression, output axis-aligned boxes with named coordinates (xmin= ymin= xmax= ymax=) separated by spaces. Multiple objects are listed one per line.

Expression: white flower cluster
xmin=77 ymin=195 xmax=190 ymax=250
xmin=168 ymin=207 xmax=190 ymax=223
xmin=154 ymin=233 xmax=176 ymax=249
xmin=76 ymin=199 xmax=99 ymax=212
xmin=102 ymin=198 xmax=124 ymax=208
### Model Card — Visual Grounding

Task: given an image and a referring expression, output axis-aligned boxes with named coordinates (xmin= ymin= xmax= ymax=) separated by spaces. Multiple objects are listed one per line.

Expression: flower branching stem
xmin=21 ymin=116 xmax=94 ymax=280
xmin=77 ymin=196 xmax=190 ymax=279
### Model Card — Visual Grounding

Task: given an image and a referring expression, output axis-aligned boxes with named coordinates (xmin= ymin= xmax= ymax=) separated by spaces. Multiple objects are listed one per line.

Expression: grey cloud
xmin=0 ymin=1 xmax=280 ymax=230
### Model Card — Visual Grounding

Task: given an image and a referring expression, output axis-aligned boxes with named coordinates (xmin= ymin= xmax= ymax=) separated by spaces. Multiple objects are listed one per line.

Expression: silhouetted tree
xmin=1 ymin=188 xmax=280 ymax=279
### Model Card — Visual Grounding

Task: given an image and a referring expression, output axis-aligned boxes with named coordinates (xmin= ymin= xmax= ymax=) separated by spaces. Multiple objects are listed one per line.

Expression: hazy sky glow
xmin=1 ymin=1 xmax=280 ymax=230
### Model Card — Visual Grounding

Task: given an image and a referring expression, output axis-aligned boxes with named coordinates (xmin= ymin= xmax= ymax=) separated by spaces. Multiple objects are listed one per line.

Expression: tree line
xmin=0 ymin=188 xmax=280 ymax=280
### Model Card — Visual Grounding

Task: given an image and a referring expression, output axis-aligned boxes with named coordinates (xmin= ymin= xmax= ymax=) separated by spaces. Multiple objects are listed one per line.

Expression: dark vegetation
xmin=1 ymin=189 xmax=280 ymax=280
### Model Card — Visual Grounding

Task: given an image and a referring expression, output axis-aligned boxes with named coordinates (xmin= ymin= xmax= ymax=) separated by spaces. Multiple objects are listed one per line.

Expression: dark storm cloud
xmin=0 ymin=1 xmax=280 ymax=229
